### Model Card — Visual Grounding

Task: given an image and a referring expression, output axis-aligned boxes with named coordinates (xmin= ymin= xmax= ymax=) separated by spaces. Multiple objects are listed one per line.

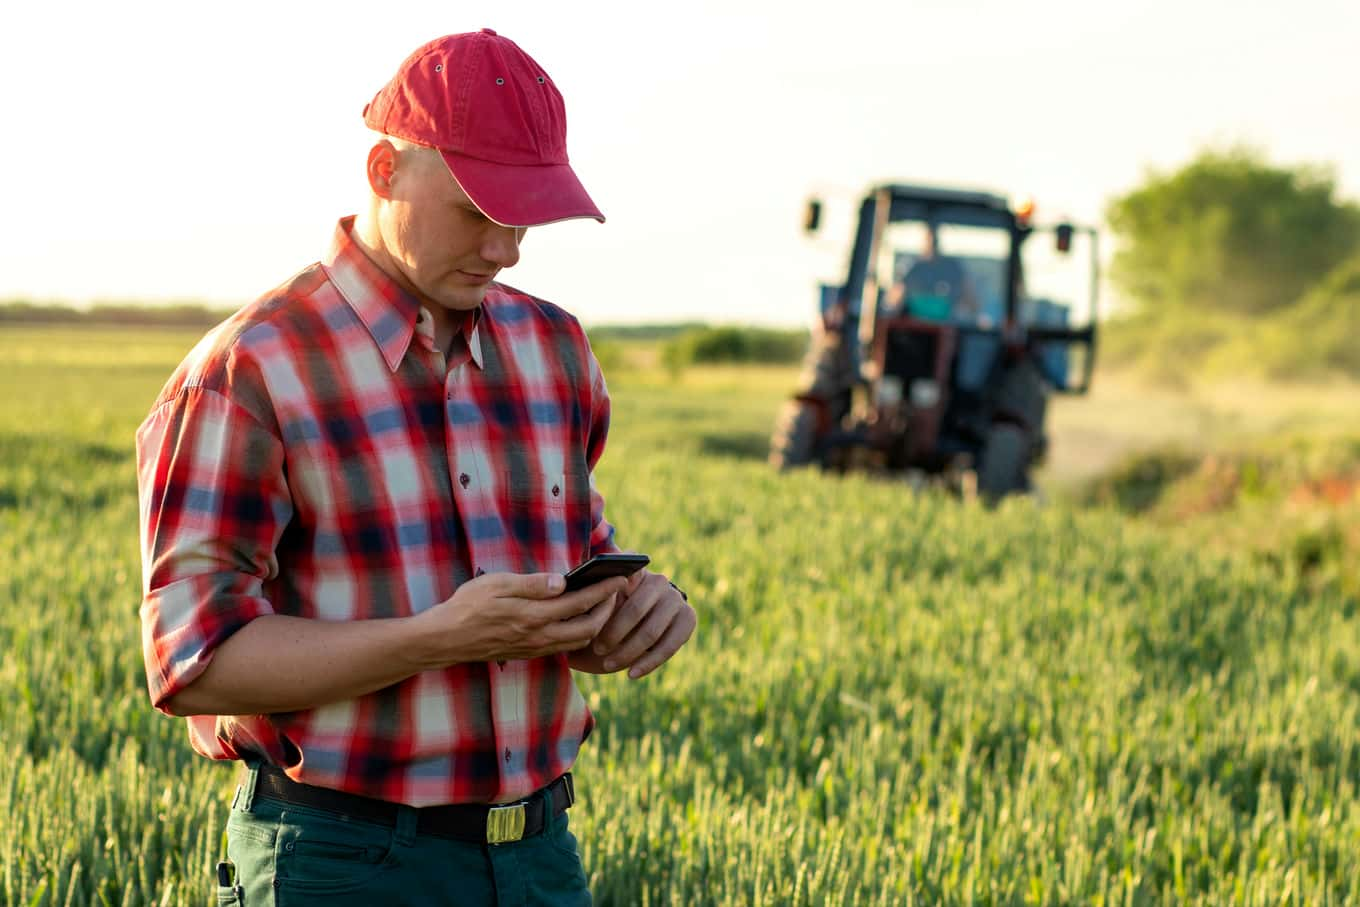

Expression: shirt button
xmin=459 ymin=472 xmax=471 ymax=488
xmin=504 ymin=748 xmax=512 ymax=763
xmin=551 ymin=484 xmax=561 ymax=497
xmin=475 ymin=566 xmax=486 ymax=577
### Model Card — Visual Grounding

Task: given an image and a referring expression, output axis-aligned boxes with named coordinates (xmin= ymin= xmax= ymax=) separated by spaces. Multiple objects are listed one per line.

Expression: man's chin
xmin=434 ymin=288 xmax=490 ymax=311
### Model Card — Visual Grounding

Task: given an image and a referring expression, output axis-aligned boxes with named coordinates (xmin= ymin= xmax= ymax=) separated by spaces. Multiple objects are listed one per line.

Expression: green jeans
xmin=216 ymin=764 xmax=592 ymax=907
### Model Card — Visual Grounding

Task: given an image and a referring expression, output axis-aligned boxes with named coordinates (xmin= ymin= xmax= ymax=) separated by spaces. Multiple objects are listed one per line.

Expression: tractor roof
xmin=871 ymin=183 xmax=1015 ymax=229
xmin=875 ymin=183 xmax=1010 ymax=209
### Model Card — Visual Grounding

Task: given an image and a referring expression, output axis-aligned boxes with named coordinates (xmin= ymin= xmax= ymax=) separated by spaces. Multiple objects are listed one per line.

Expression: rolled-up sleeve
xmin=135 ymin=383 xmax=291 ymax=713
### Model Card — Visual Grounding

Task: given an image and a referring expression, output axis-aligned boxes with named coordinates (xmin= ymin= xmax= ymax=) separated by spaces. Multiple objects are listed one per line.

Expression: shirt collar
xmin=467 ymin=313 xmax=483 ymax=369
xmin=414 ymin=301 xmax=485 ymax=370
xmin=322 ymin=216 xmax=484 ymax=372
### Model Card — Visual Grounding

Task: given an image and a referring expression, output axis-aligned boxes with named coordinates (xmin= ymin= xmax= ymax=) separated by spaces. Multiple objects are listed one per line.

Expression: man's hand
xmin=568 ymin=570 xmax=696 ymax=679
xmin=411 ymin=571 xmax=628 ymax=669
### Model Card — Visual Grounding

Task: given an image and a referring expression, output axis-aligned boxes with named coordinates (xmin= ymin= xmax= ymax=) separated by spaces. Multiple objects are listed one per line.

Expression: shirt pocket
xmin=506 ymin=469 xmax=568 ymax=511
xmin=504 ymin=446 xmax=569 ymax=512
xmin=503 ymin=448 xmax=587 ymax=571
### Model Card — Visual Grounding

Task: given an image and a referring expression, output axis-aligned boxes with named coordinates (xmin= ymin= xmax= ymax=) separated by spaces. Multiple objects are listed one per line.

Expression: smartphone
xmin=562 ymin=553 xmax=650 ymax=593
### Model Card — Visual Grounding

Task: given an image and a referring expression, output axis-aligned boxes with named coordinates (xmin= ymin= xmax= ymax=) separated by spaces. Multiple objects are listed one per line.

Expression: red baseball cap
xmin=363 ymin=29 xmax=604 ymax=228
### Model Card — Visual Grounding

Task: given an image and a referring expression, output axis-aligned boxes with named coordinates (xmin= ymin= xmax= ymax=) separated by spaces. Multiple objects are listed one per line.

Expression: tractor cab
xmin=772 ymin=183 xmax=1099 ymax=498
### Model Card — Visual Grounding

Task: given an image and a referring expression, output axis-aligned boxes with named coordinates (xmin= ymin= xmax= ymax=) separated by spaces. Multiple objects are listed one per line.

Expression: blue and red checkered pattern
xmin=136 ymin=217 xmax=618 ymax=806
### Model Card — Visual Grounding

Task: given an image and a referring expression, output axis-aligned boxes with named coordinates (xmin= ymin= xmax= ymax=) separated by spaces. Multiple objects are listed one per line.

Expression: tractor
xmin=769 ymin=183 xmax=1100 ymax=500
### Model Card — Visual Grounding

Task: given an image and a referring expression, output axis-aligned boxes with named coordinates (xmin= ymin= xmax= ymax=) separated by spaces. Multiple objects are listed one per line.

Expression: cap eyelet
xmin=537 ymin=76 xmax=545 ymax=84
xmin=434 ymin=63 xmax=443 ymax=73
xmin=495 ymin=77 xmax=505 ymax=85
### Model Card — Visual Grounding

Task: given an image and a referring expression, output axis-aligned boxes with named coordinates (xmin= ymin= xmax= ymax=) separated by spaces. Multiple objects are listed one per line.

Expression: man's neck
xmin=352 ymin=211 xmax=464 ymax=358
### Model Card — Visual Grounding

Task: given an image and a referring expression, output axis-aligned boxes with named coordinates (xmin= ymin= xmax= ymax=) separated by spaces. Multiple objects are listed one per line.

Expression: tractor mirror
xmin=1055 ymin=224 xmax=1074 ymax=254
xmin=804 ymin=199 xmax=823 ymax=234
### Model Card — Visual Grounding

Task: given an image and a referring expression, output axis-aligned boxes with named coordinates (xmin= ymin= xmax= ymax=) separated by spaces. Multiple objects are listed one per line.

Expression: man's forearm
xmin=162 ymin=613 xmax=427 ymax=716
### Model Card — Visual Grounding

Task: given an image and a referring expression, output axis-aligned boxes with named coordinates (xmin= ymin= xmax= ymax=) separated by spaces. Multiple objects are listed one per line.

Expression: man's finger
xmin=540 ymin=593 xmax=621 ymax=650
xmin=624 ymin=611 xmax=696 ymax=679
xmin=591 ymin=575 xmax=663 ymax=655
xmin=493 ymin=572 xmax=566 ymax=600
xmin=535 ymin=576 xmax=628 ymax=621
xmin=600 ymin=603 xmax=672 ymax=671
xmin=622 ymin=566 xmax=648 ymax=596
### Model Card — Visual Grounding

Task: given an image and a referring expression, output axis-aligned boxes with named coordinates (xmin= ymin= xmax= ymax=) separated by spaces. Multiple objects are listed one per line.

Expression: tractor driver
xmin=901 ymin=225 xmax=979 ymax=320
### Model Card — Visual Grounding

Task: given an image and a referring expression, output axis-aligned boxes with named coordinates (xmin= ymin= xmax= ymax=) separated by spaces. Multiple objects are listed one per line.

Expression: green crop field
xmin=2 ymin=324 xmax=1359 ymax=906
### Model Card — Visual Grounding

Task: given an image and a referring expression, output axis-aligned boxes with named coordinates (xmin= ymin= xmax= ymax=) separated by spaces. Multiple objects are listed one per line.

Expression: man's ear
xmin=366 ymin=139 xmax=398 ymax=200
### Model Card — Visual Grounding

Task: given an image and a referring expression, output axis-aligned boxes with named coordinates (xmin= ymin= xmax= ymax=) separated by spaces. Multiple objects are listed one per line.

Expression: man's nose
xmin=481 ymin=224 xmax=522 ymax=269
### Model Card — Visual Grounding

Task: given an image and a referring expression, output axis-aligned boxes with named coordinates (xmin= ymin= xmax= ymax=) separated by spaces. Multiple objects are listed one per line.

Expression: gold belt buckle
xmin=486 ymin=803 xmax=526 ymax=844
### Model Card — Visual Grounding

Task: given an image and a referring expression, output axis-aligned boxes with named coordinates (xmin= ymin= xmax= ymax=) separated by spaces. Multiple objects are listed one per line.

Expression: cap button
xmin=481 ymin=28 xmax=497 ymax=36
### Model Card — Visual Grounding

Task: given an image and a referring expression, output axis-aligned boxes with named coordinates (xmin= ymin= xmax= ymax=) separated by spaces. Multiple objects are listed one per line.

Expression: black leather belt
xmin=250 ymin=764 xmax=575 ymax=845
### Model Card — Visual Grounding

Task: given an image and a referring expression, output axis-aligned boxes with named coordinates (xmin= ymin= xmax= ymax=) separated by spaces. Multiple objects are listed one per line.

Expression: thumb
xmin=506 ymin=572 xmax=566 ymax=600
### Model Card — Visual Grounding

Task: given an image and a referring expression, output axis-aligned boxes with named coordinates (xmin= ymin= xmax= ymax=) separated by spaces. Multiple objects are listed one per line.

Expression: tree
xmin=1106 ymin=147 xmax=1360 ymax=318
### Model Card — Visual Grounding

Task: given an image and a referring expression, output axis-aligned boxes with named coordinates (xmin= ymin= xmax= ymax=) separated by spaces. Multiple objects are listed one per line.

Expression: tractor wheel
xmin=977 ymin=423 xmax=1030 ymax=502
xmin=770 ymin=328 xmax=854 ymax=471
xmin=993 ymin=359 xmax=1049 ymax=437
xmin=800 ymin=328 xmax=856 ymax=397
xmin=769 ymin=401 xmax=819 ymax=470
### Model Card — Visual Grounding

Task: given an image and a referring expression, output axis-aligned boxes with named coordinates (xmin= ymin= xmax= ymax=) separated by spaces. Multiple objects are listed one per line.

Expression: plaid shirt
xmin=136 ymin=217 xmax=618 ymax=806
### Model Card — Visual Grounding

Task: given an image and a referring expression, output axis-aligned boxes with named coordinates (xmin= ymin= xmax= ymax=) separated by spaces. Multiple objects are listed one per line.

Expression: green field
xmin=3 ymin=325 xmax=1359 ymax=905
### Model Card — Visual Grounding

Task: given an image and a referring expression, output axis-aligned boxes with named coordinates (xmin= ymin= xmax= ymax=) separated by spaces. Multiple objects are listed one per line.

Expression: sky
xmin=1 ymin=0 xmax=1356 ymax=327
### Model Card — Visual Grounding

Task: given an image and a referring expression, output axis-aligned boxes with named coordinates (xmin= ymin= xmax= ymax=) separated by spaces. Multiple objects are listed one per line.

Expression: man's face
xmin=380 ymin=147 xmax=525 ymax=311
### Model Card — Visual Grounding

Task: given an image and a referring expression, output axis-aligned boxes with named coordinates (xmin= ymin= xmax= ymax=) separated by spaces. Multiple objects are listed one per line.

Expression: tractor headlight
xmin=876 ymin=376 xmax=903 ymax=407
xmin=910 ymin=379 xmax=940 ymax=408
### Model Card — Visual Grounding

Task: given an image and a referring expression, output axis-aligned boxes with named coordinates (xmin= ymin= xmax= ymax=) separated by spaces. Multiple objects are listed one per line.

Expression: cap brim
xmin=439 ymin=150 xmax=605 ymax=228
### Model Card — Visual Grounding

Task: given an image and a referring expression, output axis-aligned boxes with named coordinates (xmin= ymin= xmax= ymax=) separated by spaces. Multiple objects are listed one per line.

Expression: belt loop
xmin=238 ymin=758 xmax=262 ymax=814
xmin=394 ymin=804 xmax=418 ymax=847
xmin=540 ymin=785 xmax=558 ymax=834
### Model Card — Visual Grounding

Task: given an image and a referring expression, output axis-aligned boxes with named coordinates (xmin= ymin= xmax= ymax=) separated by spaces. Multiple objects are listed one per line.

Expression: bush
xmin=0 ymin=301 xmax=237 ymax=328
xmin=1080 ymin=448 xmax=1203 ymax=513
xmin=660 ymin=326 xmax=808 ymax=371
xmin=1101 ymin=147 xmax=1360 ymax=384
xmin=585 ymin=334 xmax=628 ymax=376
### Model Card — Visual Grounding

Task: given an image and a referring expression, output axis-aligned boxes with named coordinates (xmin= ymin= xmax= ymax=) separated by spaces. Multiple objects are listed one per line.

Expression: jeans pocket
xmin=544 ymin=810 xmax=584 ymax=861
xmin=273 ymin=807 xmax=397 ymax=896
xmin=533 ymin=811 xmax=591 ymax=904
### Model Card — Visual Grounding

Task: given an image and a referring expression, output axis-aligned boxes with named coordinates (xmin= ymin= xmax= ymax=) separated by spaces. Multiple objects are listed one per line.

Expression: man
xmin=135 ymin=30 xmax=695 ymax=906
xmin=900 ymin=225 xmax=979 ymax=320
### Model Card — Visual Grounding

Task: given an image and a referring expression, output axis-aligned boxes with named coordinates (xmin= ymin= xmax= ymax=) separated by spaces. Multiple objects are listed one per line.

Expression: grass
xmin=2 ymin=326 xmax=1360 ymax=904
